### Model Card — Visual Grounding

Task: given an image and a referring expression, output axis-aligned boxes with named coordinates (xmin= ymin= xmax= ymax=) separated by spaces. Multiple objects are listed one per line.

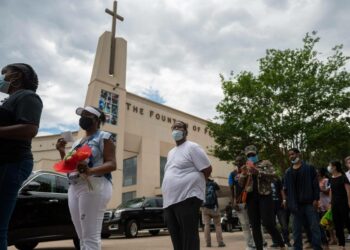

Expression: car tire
xmin=73 ymin=238 xmax=80 ymax=250
xmin=101 ymin=233 xmax=111 ymax=239
xmin=125 ymin=219 xmax=138 ymax=238
xmin=149 ymin=229 xmax=160 ymax=236
xmin=14 ymin=242 xmax=38 ymax=250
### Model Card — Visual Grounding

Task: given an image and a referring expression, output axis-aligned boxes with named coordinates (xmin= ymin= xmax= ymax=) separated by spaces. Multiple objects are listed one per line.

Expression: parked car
xmin=8 ymin=170 xmax=79 ymax=250
xmin=221 ymin=209 xmax=242 ymax=232
xmin=102 ymin=196 xmax=166 ymax=238
xmin=199 ymin=208 xmax=242 ymax=232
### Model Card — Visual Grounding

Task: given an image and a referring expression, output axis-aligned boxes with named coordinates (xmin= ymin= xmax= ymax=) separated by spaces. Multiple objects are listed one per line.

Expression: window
xmin=99 ymin=90 xmax=118 ymax=125
xmin=122 ymin=191 xmax=136 ymax=204
xmin=123 ymin=157 xmax=137 ymax=186
xmin=31 ymin=174 xmax=55 ymax=192
xmin=144 ymin=199 xmax=157 ymax=208
xmin=160 ymin=157 xmax=167 ymax=186
xmin=55 ymin=176 xmax=69 ymax=193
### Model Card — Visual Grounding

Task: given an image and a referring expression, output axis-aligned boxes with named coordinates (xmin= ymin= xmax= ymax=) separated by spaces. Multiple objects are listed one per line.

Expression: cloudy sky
xmin=0 ymin=0 xmax=349 ymax=135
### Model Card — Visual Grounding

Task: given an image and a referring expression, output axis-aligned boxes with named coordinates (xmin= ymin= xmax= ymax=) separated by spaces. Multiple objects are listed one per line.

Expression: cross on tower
xmin=105 ymin=1 xmax=124 ymax=75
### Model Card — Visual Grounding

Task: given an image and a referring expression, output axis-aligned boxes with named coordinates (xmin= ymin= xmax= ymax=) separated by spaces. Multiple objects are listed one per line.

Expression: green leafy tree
xmin=208 ymin=32 xmax=350 ymax=171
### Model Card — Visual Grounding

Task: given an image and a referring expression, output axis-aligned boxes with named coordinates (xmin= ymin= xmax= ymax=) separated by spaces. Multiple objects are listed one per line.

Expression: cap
xmin=244 ymin=145 xmax=257 ymax=155
xmin=76 ymin=106 xmax=101 ymax=118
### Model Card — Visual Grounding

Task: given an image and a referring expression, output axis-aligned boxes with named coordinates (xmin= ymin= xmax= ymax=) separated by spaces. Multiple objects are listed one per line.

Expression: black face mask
xmin=79 ymin=117 xmax=94 ymax=130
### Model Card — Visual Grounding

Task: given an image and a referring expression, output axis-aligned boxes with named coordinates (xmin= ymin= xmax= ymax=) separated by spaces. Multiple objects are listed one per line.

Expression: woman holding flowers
xmin=56 ymin=106 xmax=116 ymax=250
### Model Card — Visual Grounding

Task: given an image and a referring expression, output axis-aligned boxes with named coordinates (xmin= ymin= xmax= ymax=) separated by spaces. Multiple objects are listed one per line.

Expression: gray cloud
xmin=0 ymin=0 xmax=349 ymax=134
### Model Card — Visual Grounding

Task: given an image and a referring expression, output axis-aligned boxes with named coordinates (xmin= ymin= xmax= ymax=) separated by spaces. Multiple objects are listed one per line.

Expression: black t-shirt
xmin=292 ymin=167 xmax=303 ymax=204
xmin=330 ymin=175 xmax=350 ymax=206
xmin=271 ymin=179 xmax=283 ymax=209
xmin=0 ymin=89 xmax=43 ymax=163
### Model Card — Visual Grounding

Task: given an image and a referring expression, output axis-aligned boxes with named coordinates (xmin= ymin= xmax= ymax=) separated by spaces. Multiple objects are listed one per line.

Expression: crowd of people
xmin=1 ymin=63 xmax=350 ymax=250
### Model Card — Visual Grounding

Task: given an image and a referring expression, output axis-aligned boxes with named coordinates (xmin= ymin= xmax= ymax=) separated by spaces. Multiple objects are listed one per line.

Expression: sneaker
xmin=218 ymin=242 xmax=226 ymax=247
xmin=206 ymin=243 xmax=211 ymax=247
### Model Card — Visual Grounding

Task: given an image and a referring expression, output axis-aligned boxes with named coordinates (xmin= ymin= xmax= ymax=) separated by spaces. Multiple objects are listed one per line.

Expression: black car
xmin=102 ymin=197 xmax=166 ymax=238
xmin=8 ymin=170 xmax=79 ymax=250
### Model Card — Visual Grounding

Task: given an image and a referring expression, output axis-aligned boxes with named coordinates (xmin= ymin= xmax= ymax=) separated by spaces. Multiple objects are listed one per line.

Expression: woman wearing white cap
xmin=56 ymin=106 xmax=116 ymax=250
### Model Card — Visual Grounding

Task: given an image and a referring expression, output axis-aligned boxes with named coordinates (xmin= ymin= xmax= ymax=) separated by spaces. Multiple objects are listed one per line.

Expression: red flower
xmin=54 ymin=145 xmax=92 ymax=173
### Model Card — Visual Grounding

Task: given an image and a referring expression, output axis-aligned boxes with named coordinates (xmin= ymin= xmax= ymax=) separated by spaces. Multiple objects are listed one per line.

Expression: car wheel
xmin=101 ymin=233 xmax=111 ymax=239
xmin=149 ymin=229 xmax=160 ymax=236
xmin=73 ymin=237 xmax=80 ymax=250
xmin=125 ymin=219 xmax=138 ymax=238
xmin=14 ymin=242 xmax=38 ymax=250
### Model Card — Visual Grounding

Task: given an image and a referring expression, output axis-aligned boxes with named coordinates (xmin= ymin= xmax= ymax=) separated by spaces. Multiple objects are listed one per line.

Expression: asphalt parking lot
xmin=8 ymin=231 xmax=246 ymax=250
xmin=8 ymin=231 xmax=345 ymax=250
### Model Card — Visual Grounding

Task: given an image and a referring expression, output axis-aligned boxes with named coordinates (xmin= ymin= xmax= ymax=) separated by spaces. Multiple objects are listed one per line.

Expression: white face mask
xmin=291 ymin=157 xmax=299 ymax=164
xmin=172 ymin=130 xmax=184 ymax=141
xmin=0 ymin=75 xmax=10 ymax=94
xmin=327 ymin=166 xmax=333 ymax=174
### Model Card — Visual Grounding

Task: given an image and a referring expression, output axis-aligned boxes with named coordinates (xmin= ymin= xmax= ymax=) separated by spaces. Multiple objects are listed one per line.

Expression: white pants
xmin=68 ymin=176 xmax=112 ymax=250
xmin=236 ymin=204 xmax=255 ymax=248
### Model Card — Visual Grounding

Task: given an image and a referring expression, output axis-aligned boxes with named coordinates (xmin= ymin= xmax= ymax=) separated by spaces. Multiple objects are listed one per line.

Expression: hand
xmin=312 ymin=200 xmax=319 ymax=211
xmin=77 ymin=161 xmax=90 ymax=175
xmin=56 ymin=138 xmax=67 ymax=153
xmin=282 ymin=200 xmax=287 ymax=209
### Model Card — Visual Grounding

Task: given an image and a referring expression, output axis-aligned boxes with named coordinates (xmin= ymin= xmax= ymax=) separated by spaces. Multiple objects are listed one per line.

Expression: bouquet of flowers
xmin=320 ymin=209 xmax=333 ymax=230
xmin=54 ymin=145 xmax=93 ymax=190
xmin=54 ymin=145 xmax=92 ymax=173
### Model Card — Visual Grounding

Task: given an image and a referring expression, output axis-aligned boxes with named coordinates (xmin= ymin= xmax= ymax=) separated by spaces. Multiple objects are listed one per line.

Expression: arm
xmin=201 ymin=166 xmax=212 ymax=180
xmin=86 ymin=139 xmax=117 ymax=176
xmin=311 ymin=167 xmax=320 ymax=209
xmin=0 ymin=124 xmax=38 ymax=140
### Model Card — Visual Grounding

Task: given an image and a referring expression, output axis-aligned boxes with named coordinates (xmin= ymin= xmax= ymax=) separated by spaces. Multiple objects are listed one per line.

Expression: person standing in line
xmin=229 ymin=156 xmax=257 ymax=250
xmin=328 ymin=160 xmax=350 ymax=250
xmin=202 ymin=178 xmax=226 ymax=247
xmin=56 ymin=106 xmax=116 ymax=250
xmin=0 ymin=63 xmax=43 ymax=250
xmin=239 ymin=145 xmax=285 ymax=250
xmin=318 ymin=167 xmax=336 ymax=247
xmin=282 ymin=148 xmax=322 ymax=250
xmin=270 ymin=178 xmax=291 ymax=248
xmin=162 ymin=120 xmax=212 ymax=250
xmin=344 ymin=156 xmax=350 ymax=242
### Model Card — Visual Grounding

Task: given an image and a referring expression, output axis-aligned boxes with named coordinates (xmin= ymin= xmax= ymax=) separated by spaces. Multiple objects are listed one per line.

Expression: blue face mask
xmin=172 ymin=130 xmax=184 ymax=141
xmin=0 ymin=75 xmax=10 ymax=94
xmin=248 ymin=155 xmax=259 ymax=163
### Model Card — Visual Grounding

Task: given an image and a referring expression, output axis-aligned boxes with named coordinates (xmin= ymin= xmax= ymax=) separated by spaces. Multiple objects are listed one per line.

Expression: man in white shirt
xmin=162 ymin=120 xmax=212 ymax=250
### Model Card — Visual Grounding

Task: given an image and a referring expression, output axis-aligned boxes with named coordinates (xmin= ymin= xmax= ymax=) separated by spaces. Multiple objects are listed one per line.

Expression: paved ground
xmin=8 ymin=231 xmax=348 ymax=250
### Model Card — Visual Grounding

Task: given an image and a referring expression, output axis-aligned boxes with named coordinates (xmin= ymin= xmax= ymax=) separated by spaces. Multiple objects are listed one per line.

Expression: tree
xmin=208 ymin=32 xmax=350 ymax=171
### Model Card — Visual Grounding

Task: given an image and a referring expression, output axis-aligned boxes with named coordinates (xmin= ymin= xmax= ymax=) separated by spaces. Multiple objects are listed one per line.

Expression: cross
xmin=105 ymin=1 xmax=124 ymax=75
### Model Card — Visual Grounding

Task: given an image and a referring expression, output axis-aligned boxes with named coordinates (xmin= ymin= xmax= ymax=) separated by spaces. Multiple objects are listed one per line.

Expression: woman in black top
xmin=0 ymin=63 xmax=43 ymax=250
xmin=328 ymin=160 xmax=350 ymax=249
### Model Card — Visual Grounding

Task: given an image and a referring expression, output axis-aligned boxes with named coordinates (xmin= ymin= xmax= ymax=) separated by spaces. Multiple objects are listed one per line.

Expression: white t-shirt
xmin=346 ymin=170 xmax=350 ymax=183
xmin=161 ymin=141 xmax=211 ymax=208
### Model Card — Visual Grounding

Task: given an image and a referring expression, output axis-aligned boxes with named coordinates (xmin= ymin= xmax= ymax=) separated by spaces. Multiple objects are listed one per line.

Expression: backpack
xmin=204 ymin=181 xmax=218 ymax=208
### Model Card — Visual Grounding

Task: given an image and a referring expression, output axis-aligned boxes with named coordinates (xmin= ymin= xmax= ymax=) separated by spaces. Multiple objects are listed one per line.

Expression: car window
xmin=30 ymin=174 xmax=55 ymax=193
xmin=156 ymin=198 xmax=163 ymax=208
xmin=55 ymin=176 xmax=69 ymax=193
xmin=144 ymin=199 xmax=158 ymax=208
xmin=117 ymin=198 xmax=144 ymax=209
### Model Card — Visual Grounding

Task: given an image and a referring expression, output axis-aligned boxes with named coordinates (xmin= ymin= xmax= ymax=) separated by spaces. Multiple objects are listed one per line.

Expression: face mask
xmin=172 ymin=130 xmax=184 ymax=141
xmin=0 ymin=75 xmax=10 ymax=94
xmin=248 ymin=155 xmax=259 ymax=163
xmin=327 ymin=166 xmax=333 ymax=174
xmin=79 ymin=117 xmax=94 ymax=130
xmin=291 ymin=157 xmax=299 ymax=164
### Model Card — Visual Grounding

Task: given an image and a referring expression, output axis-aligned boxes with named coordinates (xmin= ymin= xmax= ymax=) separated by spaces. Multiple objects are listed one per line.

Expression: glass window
xmin=160 ymin=156 xmax=167 ymax=186
xmin=121 ymin=191 xmax=137 ymax=204
xmin=123 ymin=157 xmax=137 ymax=186
xmin=144 ymin=199 xmax=157 ymax=208
xmin=31 ymin=174 xmax=55 ymax=192
xmin=55 ymin=176 xmax=69 ymax=193
xmin=99 ymin=90 xmax=118 ymax=125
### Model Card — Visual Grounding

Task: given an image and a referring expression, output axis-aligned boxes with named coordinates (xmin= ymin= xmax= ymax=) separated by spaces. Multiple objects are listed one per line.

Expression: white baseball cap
xmin=75 ymin=106 xmax=101 ymax=118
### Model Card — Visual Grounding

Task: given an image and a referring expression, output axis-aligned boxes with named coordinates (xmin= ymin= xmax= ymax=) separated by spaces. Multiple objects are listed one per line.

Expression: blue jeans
xmin=292 ymin=204 xmax=322 ymax=250
xmin=0 ymin=160 xmax=33 ymax=250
